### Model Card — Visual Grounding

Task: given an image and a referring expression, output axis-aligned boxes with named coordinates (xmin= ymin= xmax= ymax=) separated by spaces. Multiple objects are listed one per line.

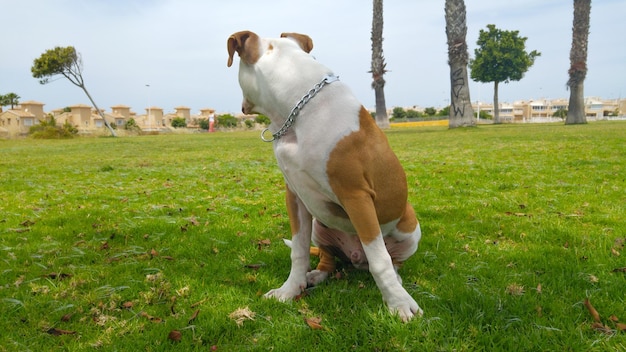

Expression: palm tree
xmin=445 ymin=0 xmax=475 ymax=128
xmin=370 ymin=0 xmax=389 ymax=129
xmin=0 ymin=92 xmax=21 ymax=109
xmin=566 ymin=0 xmax=591 ymax=125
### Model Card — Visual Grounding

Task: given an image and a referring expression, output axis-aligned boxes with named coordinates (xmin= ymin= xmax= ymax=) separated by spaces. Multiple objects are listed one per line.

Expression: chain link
xmin=261 ymin=74 xmax=339 ymax=142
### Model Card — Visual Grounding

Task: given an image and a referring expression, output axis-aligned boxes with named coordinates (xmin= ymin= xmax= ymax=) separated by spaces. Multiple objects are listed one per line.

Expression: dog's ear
xmin=280 ymin=32 xmax=314 ymax=53
xmin=227 ymin=31 xmax=260 ymax=67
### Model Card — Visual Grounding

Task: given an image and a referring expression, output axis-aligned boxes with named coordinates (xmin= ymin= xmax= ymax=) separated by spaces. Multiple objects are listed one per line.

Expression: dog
xmin=227 ymin=31 xmax=422 ymax=321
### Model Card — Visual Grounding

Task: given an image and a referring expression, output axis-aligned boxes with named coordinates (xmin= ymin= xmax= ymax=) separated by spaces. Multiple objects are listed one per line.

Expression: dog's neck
xmin=261 ymin=75 xmax=339 ymax=142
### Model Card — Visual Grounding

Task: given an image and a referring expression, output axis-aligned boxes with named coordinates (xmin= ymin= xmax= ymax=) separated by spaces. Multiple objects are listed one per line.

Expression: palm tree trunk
xmin=374 ymin=85 xmax=388 ymax=127
xmin=445 ymin=0 xmax=475 ymax=128
xmin=371 ymin=0 xmax=389 ymax=129
xmin=566 ymin=0 xmax=591 ymax=125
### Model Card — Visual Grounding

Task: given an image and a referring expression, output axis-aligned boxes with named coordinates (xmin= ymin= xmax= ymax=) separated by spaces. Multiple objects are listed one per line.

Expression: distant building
xmin=0 ymin=101 xmax=46 ymax=137
xmin=2 ymin=94 xmax=623 ymax=138
xmin=471 ymin=97 xmax=623 ymax=123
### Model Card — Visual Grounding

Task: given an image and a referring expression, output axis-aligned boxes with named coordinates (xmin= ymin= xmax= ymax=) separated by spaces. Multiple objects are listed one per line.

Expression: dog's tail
xmin=282 ymin=239 xmax=320 ymax=257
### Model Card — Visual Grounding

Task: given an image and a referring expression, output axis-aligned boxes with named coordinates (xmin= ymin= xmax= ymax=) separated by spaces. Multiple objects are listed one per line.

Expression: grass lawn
xmin=1 ymin=122 xmax=625 ymax=351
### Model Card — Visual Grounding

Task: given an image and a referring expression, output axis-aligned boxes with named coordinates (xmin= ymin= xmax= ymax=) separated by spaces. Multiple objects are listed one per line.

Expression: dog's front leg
xmin=342 ymin=195 xmax=422 ymax=322
xmin=264 ymin=186 xmax=311 ymax=301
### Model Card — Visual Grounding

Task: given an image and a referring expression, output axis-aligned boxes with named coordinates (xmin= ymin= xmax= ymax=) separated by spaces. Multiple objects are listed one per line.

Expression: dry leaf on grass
xmin=584 ymin=299 xmax=626 ymax=334
xmin=229 ymin=306 xmax=256 ymax=327
xmin=244 ymin=263 xmax=265 ymax=270
xmin=591 ymin=322 xmax=613 ymax=335
xmin=140 ymin=311 xmax=163 ymax=323
xmin=305 ymin=316 xmax=325 ymax=330
xmin=188 ymin=309 xmax=200 ymax=324
xmin=168 ymin=330 xmax=182 ymax=342
xmin=584 ymin=298 xmax=601 ymax=322
xmin=20 ymin=219 xmax=35 ymax=227
xmin=190 ymin=298 xmax=207 ymax=308
xmin=46 ymin=327 xmax=76 ymax=336
xmin=257 ymin=239 xmax=271 ymax=250
xmin=505 ymin=283 xmax=525 ymax=296
xmin=46 ymin=272 xmax=72 ymax=280
xmin=14 ymin=275 xmax=25 ymax=287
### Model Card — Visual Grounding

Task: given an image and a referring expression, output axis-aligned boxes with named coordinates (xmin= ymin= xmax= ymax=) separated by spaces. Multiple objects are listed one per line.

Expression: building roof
xmin=1 ymin=109 xmax=35 ymax=118
xmin=19 ymin=100 xmax=45 ymax=105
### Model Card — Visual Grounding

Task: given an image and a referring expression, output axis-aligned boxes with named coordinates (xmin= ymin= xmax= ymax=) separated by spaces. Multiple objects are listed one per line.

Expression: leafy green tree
xmin=31 ymin=46 xmax=117 ymax=136
xmin=405 ymin=109 xmax=422 ymax=119
xmin=478 ymin=110 xmax=492 ymax=120
xmin=424 ymin=107 xmax=437 ymax=116
xmin=29 ymin=113 xmax=77 ymax=139
xmin=124 ymin=118 xmax=140 ymax=131
xmin=370 ymin=0 xmax=389 ymax=129
xmin=198 ymin=118 xmax=209 ymax=130
xmin=470 ymin=24 xmax=540 ymax=123
xmin=553 ymin=108 xmax=568 ymax=119
xmin=566 ymin=0 xmax=591 ymax=125
xmin=391 ymin=107 xmax=407 ymax=120
xmin=254 ymin=114 xmax=271 ymax=126
xmin=217 ymin=114 xmax=238 ymax=128
xmin=0 ymin=93 xmax=20 ymax=109
xmin=171 ymin=117 xmax=187 ymax=128
xmin=445 ymin=0 xmax=475 ymax=128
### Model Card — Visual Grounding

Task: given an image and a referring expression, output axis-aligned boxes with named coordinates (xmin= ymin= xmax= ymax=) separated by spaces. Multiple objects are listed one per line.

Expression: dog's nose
xmin=242 ymin=99 xmax=255 ymax=115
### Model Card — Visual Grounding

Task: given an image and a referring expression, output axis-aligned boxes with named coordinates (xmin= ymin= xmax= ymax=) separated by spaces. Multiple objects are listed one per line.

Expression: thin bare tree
xmin=370 ymin=0 xmax=390 ymax=129
xmin=445 ymin=0 xmax=475 ymax=128
xmin=566 ymin=0 xmax=592 ymax=125
xmin=32 ymin=46 xmax=117 ymax=137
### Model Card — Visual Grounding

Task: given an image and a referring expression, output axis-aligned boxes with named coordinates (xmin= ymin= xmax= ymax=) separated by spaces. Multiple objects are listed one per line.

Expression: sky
xmin=2 ymin=0 xmax=625 ymax=115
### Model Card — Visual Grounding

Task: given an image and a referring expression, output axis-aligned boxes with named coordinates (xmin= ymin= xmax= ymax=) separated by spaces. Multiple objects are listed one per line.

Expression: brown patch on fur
xmin=315 ymin=247 xmax=337 ymax=272
xmin=280 ymin=32 xmax=314 ymax=53
xmin=227 ymin=30 xmax=261 ymax=67
xmin=396 ymin=202 xmax=418 ymax=234
xmin=326 ymin=107 xmax=408 ymax=245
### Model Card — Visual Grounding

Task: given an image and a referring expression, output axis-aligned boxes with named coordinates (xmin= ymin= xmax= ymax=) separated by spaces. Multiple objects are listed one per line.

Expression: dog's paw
xmin=387 ymin=293 xmax=423 ymax=322
xmin=264 ymin=281 xmax=305 ymax=302
xmin=305 ymin=270 xmax=329 ymax=286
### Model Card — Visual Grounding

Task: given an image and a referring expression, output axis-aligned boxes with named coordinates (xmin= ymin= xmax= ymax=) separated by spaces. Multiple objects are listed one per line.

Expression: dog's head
xmin=227 ymin=31 xmax=317 ymax=116
xmin=227 ymin=31 xmax=313 ymax=68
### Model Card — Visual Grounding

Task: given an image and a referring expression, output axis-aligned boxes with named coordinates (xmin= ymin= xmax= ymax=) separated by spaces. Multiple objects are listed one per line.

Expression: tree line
xmin=372 ymin=0 xmax=592 ymax=128
xmin=4 ymin=1 xmax=594 ymax=137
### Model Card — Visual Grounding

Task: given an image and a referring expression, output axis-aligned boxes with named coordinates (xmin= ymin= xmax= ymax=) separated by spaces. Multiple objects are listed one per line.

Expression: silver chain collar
xmin=261 ymin=74 xmax=339 ymax=142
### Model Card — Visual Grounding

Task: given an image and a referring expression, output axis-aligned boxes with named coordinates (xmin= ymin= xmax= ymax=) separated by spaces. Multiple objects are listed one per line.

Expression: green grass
xmin=1 ymin=122 xmax=625 ymax=351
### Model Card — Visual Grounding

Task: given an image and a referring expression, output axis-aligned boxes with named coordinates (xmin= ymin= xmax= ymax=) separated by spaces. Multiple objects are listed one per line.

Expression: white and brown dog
xmin=227 ymin=31 xmax=422 ymax=321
